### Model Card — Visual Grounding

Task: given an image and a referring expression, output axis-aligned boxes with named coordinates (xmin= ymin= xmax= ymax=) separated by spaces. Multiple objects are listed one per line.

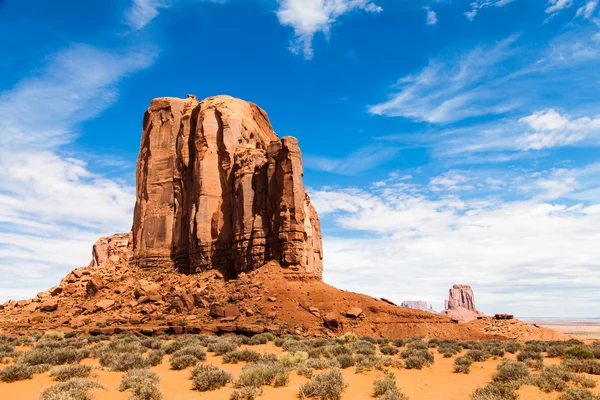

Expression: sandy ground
xmin=2 ymin=343 xmax=600 ymax=400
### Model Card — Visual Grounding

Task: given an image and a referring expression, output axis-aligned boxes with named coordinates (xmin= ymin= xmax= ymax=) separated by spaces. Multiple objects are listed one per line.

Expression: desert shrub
xmin=274 ymin=338 xmax=284 ymax=347
xmin=528 ymin=365 xmax=573 ymax=392
xmin=563 ymin=359 xmax=600 ymax=375
xmin=466 ymin=350 xmax=490 ymax=362
xmin=310 ymin=338 xmax=333 ymax=349
xmin=358 ymin=335 xmax=376 ymax=344
xmin=207 ymin=339 xmax=238 ymax=355
xmin=380 ymin=345 xmax=399 ymax=356
xmin=392 ymin=338 xmax=406 ymax=347
xmin=119 ymin=369 xmax=162 ymax=400
xmin=524 ymin=341 xmax=547 ymax=353
xmin=517 ymin=350 xmax=543 ymax=362
xmin=191 ymin=364 xmax=233 ymax=392
xmin=237 ymin=361 xmax=288 ymax=388
xmin=352 ymin=340 xmax=377 ymax=356
xmin=298 ymin=365 xmax=315 ymax=378
xmin=170 ymin=354 xmax=198 ymax=370
xmin=492 ymin=360 xmax=530 ymax=383
xmin=471 ymin=382 xmax=518 ymax=400
xmin=438 ymin=344 xmax=461 ymax=358
xmin=146 ymin=349 xmax=164 ymax=366
xmin=337 ymin=333 xmax=358 ymax=344
xmin=490 ymin=347 xmax=505 ymax=358
xmin=223 ymin=349 xmax=263 ymax=364
xmin=335 ymin=354 xmax=356 ymax=369
xmin=373 ymin=373 xmax=408 ymax=400
xmin=306 ymin=358 xmax=336 ymax=370
xmin=299 ymin=368 xmax=346 ymax=400
xmin=230 ymin=386 xmax=259 ymax=400
xmin=99 ymin=351 xmax=148 ymax=371
xmin=163 ymin=335 xmax=204 ymax=354
xmin=141 ymin=338 xmax=163 ymax=350
xmin=278 ymin=351 xmax=308 ymax=368
xmin=49 ymin=365 xmax=92 ymax=381
xmin=172 ymin=345 xmax=206 ymax=361
xmin=565 ymin=346 xmax=595 ymax=360
xmin=547 ymin=345 xmax=566 ymax=358
xmin=282 ymin=340 xmax=311 ymax=354
xmin=248 ymin=333 xmax=275 ymax=345
xmin=0 ymin=343 xmax=15 ymax=358
xmin=428 ymin=338 xmax=440 ymax=348
xmin=504 ymin=342 xmax=522 ymax=354
xmin=406 ymin=340 xmax=428 ymax=350
xmin=323 ymin=344 xmax=352 ymax=358
xmin=401 ymin=349 xmax=434 ymax=369
xmin=558 ymin=388 xmax=600 ymax=400
xmin=573 ymin=374 xmax=597 ymax=389
xmin=18 ymin=347 xmax=88 ymax=366
xmin=39 ymin=378 xmax=106 ymax=400
xmin=526 ymin=359 xmax=545 ymax=371
xmin=0 ymin=364 xmax=34 ymax=382
xmin=454 ymin=356 xmax=473 ymax=374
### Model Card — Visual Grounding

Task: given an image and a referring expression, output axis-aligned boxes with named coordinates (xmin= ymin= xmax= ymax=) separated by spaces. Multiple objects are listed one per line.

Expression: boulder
xmin=131 ymin=95 xmax=323 ymax=277
xmin=40 ymin=299 xmax=58 ymax=312
xmin=86 ymin=275 xmax=104 ymax=297
xmin=324 ymin=312 xmax=340 ymax=329
xmin=49 ymin=286 xmax=63 ymax=296
xmin=94 ymin=300 xmax=115 ymax=312
xmin=344 ymin=308 xmax=363 ymax=319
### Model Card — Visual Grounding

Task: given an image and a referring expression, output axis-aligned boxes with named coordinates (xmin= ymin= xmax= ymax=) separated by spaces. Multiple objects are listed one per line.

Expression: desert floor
xmin=523 ymin=319 xmax=600 ymax=340
xmin=3 ymin=336 xmax=600 ymax=400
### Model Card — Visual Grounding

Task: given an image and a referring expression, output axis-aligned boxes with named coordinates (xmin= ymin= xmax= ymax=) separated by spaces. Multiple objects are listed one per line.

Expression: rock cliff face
xmin=132 ymin=95 xmax=323 ymax=278
xmin=442 ymin=284 xmax=485 ymax=322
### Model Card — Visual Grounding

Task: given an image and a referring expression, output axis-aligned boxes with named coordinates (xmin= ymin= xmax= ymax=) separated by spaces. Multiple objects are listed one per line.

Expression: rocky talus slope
xmin=0 ymin=95 xmax=558 ymax=341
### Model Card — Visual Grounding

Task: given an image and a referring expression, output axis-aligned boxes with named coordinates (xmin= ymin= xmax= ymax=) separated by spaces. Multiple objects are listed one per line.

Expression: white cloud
xmin=125 ymin=0 xmax=170 ymax=30
xmin=545 ymin=0 xmax=574 ymax=14
xmin=275 ymin=0 xmax=382 ymax=59
xmin=424 ymin=6 xmax=438 ymax=25
xmin=464 ymin=0 xmax=518 ymax=21
xmin=576 ymin=1 xmax=598 ymax=19
xmin=517 ymin=109 xmax=600 ymax=150
xmin=368 ymin=36 xmax=520 ymax=123
xmin=313 ymin=168 xmax=600 ymax=317
xmin=0 ymin=44 xmax=153 ymax=302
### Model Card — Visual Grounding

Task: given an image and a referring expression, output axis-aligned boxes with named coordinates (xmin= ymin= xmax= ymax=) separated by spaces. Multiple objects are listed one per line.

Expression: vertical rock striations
xmin=442 ymin=284 xmax=485 ymax=322
xmin=132 ymin=95 xmax=323 ymax=278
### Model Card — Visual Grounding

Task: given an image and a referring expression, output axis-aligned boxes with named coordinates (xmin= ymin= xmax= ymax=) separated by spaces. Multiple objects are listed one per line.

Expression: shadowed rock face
xmin=132 ymin=95 xmax=323 ymax=278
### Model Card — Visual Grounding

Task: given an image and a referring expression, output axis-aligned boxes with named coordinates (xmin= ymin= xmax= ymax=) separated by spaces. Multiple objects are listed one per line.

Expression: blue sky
xmin=1 ymin=0 xmax=599 ymax=317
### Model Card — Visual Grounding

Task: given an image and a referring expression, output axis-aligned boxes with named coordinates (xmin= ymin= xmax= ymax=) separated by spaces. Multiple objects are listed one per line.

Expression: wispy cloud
xmin=304 ymin=144 xmax=399 ymax=175
xmin=0 ymin=44 xmax=155 ymax=301
xmin=125 ymin=0 xmax=170 ymax=30
xmin=313 ymin=166 xmax=600 ymax=316
xmin=275 ymin=0 xmax=382 ymax=59
xmin=576 ymin=0 xmax=598 ymax=19
xmin=424 ymin=6 xmax=438 ymax=25
xmin=545 ymin=0 xmax=574 ymax=15
xmin=369 ymin=36 xmax=521 ymax=123
xmin=464 ymin=0 xmax=518 ymax=21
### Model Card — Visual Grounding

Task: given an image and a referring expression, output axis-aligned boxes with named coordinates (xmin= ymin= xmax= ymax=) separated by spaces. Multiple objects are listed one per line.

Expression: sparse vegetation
xmin=454 ymin=356 xmax=473 ymax=374
xmin=237 ymin=361 xmax=288 ymax=388
xmin=230 ymin=386 xmax=259 ymax=400
xmin=39 ymin=378 xmax=107 ymax=400
xmin=299 ymin=368 xmax=346 ymax=400
xmin=191 ymin=364 xmax=233 ymax=392
xmin=373 ymin=373 xmax=408 ymax=400
xmin=119 ymin=368 xmax=163 ymax=400
xmin=48 ymin=365 xmax=92 ymax=381
xmin=0 ymin=364 xmax=34 ymax=382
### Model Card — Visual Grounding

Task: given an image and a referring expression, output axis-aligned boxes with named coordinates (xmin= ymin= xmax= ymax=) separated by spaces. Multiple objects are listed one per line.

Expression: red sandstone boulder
xmin=94 ymin=300 xmax=115 ymax=312
xmin=40 ymin=299 xmax=58 ymax=312
xmin=344 ymin=308 xmax=363 ymax=319
xmin=86 ymin=275 xmax=104 ymax=297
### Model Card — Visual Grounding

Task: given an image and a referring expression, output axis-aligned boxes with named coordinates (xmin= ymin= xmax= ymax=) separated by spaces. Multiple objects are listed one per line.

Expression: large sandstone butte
xmin=132 ymin=95 xmax=323 ymax=278
xmin=1 ymin=94 xmax=548 ymax=340
xmin=442 ymin=284 xmax=486 ymax=323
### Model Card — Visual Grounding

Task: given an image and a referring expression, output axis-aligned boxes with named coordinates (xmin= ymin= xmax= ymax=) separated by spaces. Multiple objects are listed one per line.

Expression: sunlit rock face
xmin=132 ymin=95 xmax=323 ymax=278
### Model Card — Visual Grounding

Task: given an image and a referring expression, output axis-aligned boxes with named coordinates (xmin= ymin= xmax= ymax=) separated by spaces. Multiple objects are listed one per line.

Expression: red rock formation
xmin=401 ymin=301 xmax=435 ymax=313
xmin=132 ymin=95 xmax=323 ymax=278
xmin=442 ymin=284 xmax=485 ymax=322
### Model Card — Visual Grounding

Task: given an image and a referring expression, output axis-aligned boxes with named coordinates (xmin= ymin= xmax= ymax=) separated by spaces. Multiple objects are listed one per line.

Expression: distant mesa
xmin=441 ymin=284 xmax=486 ymax=323
xmin=401 ymin=300 xmax=436 ymax=313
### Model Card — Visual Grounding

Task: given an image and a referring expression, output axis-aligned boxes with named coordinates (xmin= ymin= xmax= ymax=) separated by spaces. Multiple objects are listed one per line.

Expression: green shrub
xmin=282 ymin=340 xmax=311 ymax=354
xmin=306 ymin=358 xmax=336 ymax=370
xmin=492 ymin=360 xmax=530 ymax=383
xmin=352 ymin=340 xmax=377 ymax=356
xmin=407 ymin=340 xmax=428 ymax=350
xmin=565 ymin=346 xmax=595 ymax=360
xmin=504 ymin=342 xmax=522 ymax=354
xmin=454 ymin=356 xmax=473 ymax=374
xmin=471 ymin=382 xmax=518 ymax=400
xmin=49 ymin=365 xmax=92 ymax=381
xmin=170 ymin=354 xmax=199 ymax=370
xmin=119 ymin=369 xmax=163 ymax=400
xmin=147 ymin=349 xmax=164 ymax=366
xmin=547 ymin=345 xmax=566 ymax=358
xmin=336 ymin=354 xmax=356 ymax=369
xmin=207 ymin=339 xmax=238 ymax=355
xmin=392 ymin=339 xmax=406 ymax=348
xmin=163 ymin=335 xmax=204 ymax=354
xmin=0 ymin=364 xmax=34 ymax=382
xmin=323 ymin=344 xmax=352 ymax=358
xmin=517 ymin=350 xmax=543 ymax=362
xmin=230 ymin=386 xmax=259 ymax=400
xmin=380 ymin=345 xmax=399 ymax=356
xmin=563 ymin=359 xmax=600 ymax=375
xmin=299 ymin=369 xmax=346 ymax=400
xmin=278 ymin=351 xmax=309 ymax=367
xmin=337 ymin=333 xmax=358 ymax=344
xmin=237 ymin=361 xmax=288 ymax=388
xmin=141 ymin=338 xmax=163 ymax=350
xmin=524 ymin=341 xmax=547 ymax=353
xmin=466 ymin=350 xmax=490 ymax=362
xmin=39 ymin=378 xmax=106 ymax=400
xmin=223 ymin=349 xmax=263 ymax=364
xmin=248 ymin=333 xmax=275 ymax=345
xmin=191 ymin=364 xmax=233 ymax=392
xmin=360 ymin=335 xmax=377 ymax=344
xmin=558 ymin=388 xmax=600 ymax=400
xmin=489 ymin=347 xmax=505 ymax=358
xmin=401 ymin=349 xmax=434 ymax=369
xmin=373 ymin=373 xmax=408 ymax=399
